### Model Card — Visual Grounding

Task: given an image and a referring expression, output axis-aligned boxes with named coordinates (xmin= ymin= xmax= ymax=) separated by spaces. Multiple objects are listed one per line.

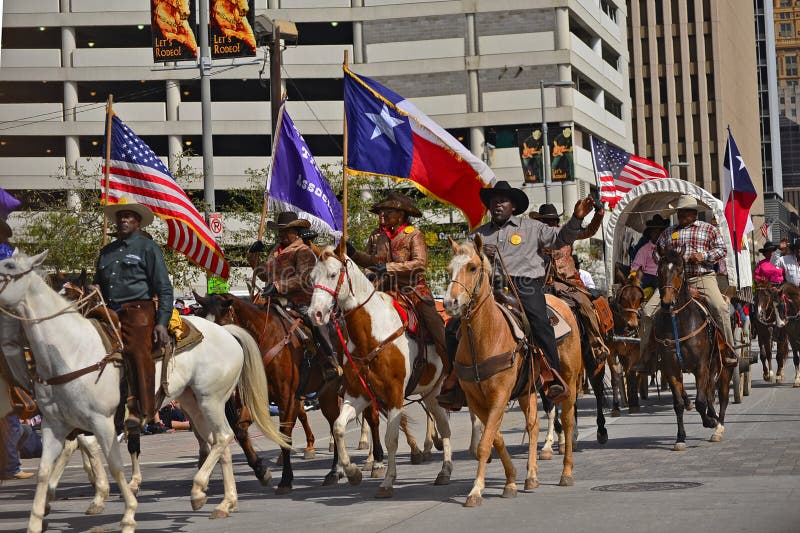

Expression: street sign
xmin=207 ymin=276 xmax=228 ymax=294
xmin=208 ymin=212 xmax=223 ymax=238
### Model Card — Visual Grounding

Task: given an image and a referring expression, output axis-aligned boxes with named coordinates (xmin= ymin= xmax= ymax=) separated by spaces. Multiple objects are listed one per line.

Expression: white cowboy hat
xmin=670 ymin=196 xmax=700 ymax=211
xmin=103 ymin=197 xmax=155 ymax=227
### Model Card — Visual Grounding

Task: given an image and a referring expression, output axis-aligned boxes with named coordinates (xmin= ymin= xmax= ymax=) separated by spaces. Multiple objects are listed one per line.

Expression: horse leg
xmin=79 ymin=435 xmax=110 ymax=515
xmin=47 ymin=436 xmax=78 ymax=503
xmin=468 ymin=411 xmax=482 ymax=460
xmin=319 ymin=386 xmax=342 ymax=486
xmin=667 ymin=374 xmax=688 ymax=451
xmin=465 ymin=403 xmax=504 ymax=507
xmin=29 ymin=425 xmax=68 ymax=533
xmin=776 ymin=330 xmax=787 ymax=383
xmin=422 ymin=412 xmax=436 ymax=461
xmin=693 ymin=364 xmax=718 ymax=430
xmin=590 ymin=373 xmax=608 ymax=444
xmin=333 ymin=396 xmax=368 ymax=486
xmin=610 ymin=356 xmax=622 ymax=416
xmin=711 ymin=365 xmax=731 ymax=443
xmin=518 ymin=391 xmax=540 ymax=490
xmin=375 ymin=407 xmax=403 ymax=498
xmin=128 ymin=436 xmax=142 ymax=496
xmin=794 ymin=347 xmax=800 ymax=387
xmin=366 ymin=405 xmax=385 ymax=477
xmin=539 ymin=391 xmax=556 ymax=460
xmin=358 ymin=415 xmax=370 ymax=450
xmin=225 ymin=401 xmax=271 ymax=487
xmin=422 ymin=394 xmax=452 ymax=485
xmin=402 ymin=409 xmax=424 ymax=465
xmin=558 ymin=391 xmax=577 ymax=486
xmin=94 ymin=419 xmax=138 ymax=533
xmin=275 ymin=398 xmax=299 ymax=495
xmin=298 ymin=402 xmax=316 ymax=459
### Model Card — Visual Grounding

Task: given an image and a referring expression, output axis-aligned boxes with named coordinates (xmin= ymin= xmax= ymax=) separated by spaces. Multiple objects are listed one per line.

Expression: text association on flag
xmin=102 ymin=114 xmax=230 ymax=278
xmin=590 ymin=136 xmax=667 ymax=209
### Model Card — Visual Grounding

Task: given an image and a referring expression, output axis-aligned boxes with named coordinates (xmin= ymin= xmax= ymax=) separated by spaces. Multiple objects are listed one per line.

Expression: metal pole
xmin=541 ymin=80 xmax=551 ymax=205
xmin=199 ymin=0 xmax=215 ymax=212
xmin=270 ymin=25 xmax=282 ymax=141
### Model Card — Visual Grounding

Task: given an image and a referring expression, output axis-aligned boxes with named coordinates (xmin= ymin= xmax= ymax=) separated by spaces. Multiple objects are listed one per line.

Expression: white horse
xmin=307 ymin=246 xmax=453 ymax=498
xmin=0 ymin=251 xmax=287 ymax=533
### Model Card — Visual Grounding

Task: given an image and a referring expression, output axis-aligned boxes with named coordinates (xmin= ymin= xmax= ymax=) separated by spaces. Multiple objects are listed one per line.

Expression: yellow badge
xmin=404 ymin=226 xmax=415 ymax=234
xmin=510 ymin=234 xmax=522 ymax=245
xmin=671 ymin=231 xmax=679 ymax=240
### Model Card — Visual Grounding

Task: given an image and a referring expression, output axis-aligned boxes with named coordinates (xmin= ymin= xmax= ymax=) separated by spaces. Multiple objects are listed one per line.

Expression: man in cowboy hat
xmin=248 ymin=211 xmax=342 ymax=381
xmin=633 ymin=195 xmax=738 ymax=373
xmin=347 ymin=191 xmax=448 ymax=388
xmin=530 ymin=200 xmax=609 ymax=376
xmin=93 ymin=197 xmax=173 ymax=428
xmin=754 ymin=241 xmax=785 ymax=285
xmin=438 ymin=181 xmax=596 ymax=406
xmin=630 ymin=215 xmax=671 ymax=298
xmin=774 ymin=239 xmax=800 ymax=286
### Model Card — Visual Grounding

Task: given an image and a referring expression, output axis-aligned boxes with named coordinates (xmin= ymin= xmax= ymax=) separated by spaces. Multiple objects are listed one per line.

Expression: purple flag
xmin=267 ymin=102 xmax=343 ymax=237
xmin=0 ymin=187 xmax=21 ymax=220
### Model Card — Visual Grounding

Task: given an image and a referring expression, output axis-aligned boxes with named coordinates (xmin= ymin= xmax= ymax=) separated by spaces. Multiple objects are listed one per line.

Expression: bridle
xmin=313 ymin=256 xmax=377 ymax=317
xmin=449 ymin=255 xmax=490 ymax=320
xmin=614 ymin=283 xmax=644 ymax=316
xmin=0 ymin=264 xmax=36 ymax=295
xmin=0 ymin=264 xmax=99 ymax=323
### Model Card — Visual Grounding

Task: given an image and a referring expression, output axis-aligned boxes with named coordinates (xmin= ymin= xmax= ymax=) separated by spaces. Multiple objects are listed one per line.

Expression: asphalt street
xmin=2 ymin=361 xmax=800 ymax=533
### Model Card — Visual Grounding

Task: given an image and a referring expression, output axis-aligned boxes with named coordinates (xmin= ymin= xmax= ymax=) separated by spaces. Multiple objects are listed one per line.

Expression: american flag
xmin=760 ymin=220 xmax=771 ymax=239
xmin=590 ymin=136 xmax=668 ymax=209
xmin=102 ymin=114 xmax=229 ymax=278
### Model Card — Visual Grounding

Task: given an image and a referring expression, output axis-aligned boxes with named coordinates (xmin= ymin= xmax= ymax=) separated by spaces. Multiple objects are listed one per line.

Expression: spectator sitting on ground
xmin=159 ymin=400 xmax=191 ymax=431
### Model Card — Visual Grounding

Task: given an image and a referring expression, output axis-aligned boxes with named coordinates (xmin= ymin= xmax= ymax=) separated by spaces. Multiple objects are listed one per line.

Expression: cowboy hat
xmin=478 ymin=181 xmax=529 ymax=215
xmin=103 ymin=197 xmax=155 ymax=227
xmin=529 ymin=203 xmax=561 ymax=222
xmin=369 ymin=191 xmax=422 ymax=217
xmin=759 ymin=241 xmax=779 ymax=254
xmin=0 ymin=219 xmax=11 ymax=240
xmin=267 ymin=211 xmax=311 ymax=232
xmin=670 ymin=196 xmax=701 ymax=211
xmin=645 ymin=214 xmax=670 ymax=229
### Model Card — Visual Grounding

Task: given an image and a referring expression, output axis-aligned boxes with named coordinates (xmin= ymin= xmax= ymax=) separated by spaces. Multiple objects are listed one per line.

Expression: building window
xmin=787 ymin=55 xmax=798 ymax=77
xmin=780 ymin=23 xmax=794 ymax=38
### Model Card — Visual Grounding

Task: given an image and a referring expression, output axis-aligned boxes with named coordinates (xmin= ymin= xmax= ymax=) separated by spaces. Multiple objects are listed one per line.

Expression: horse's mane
xmin=662 ymin=247 xmax=684 ymax=266
xmin=452 ymin=240 xmax=491 ymax=272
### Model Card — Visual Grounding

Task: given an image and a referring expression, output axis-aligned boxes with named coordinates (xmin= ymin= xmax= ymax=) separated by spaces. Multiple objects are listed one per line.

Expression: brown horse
xmin=194 ymin=292 xmax=388 ymax=492
xmin=753 ymin=281 xmax=789 ymax=383
xmin=444 ymin=236 xmax=583 ymax=506
xmin=777 ymin=283 xmax=800 ymax=387
xmin=654 ymin=249 xmax=732 ymax=449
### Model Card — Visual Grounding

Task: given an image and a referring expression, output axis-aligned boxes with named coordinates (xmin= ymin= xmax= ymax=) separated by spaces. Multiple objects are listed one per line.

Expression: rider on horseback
xmin=437 ymin=181 xmax=597 ymax=407
xmin=93 ymin=198 xmax=173 ymax=428
xmin=633 ymin=195 xmax=738 ymax=373
xmin=248 ymin=211 xmax=342 ymax=381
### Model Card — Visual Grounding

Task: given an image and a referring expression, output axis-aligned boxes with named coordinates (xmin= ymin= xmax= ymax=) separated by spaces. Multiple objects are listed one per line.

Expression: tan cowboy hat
xmin=267 ymin=211 xmax=311 ymax=232
xmin=670 ymin=196 xmax=700 ymax=211
xmin=0 ymin=218 xmax=11 ymax=240
xmin=369 ymin=191 xmax=422 ymax=217
xmin=479 ymin=181 xmax=529 ymax=215
xmin=103 ymin=197 xmax=155 ymax=227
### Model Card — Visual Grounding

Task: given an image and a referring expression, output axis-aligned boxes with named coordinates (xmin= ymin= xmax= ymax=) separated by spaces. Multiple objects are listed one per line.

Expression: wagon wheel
xmin=732 ymin=363 xmax=742 ymax=404
xmin=743 ymin=367 xmax=752 ymax=396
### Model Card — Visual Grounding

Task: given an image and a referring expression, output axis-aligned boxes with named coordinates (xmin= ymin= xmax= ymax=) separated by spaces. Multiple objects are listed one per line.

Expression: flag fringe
xmin=268 ymin=197 xmax=343 ymax=239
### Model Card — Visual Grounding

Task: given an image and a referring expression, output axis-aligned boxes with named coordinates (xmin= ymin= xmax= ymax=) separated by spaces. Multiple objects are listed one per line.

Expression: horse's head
xmin=308 ymin=245 xmax=352 ymax=326
xmin=444 ymin=234 xmax=490 ymax=317
xmin=615 ymin=273 xmax=645 ymax=330
xmin=193 ymin=291 xmax=235 ymax=324
xmin=782 ymin=284 xmax=800 ymax=324
xmin=0 ymin=250 xmax=48 ymax=309
xmin=754 ymin=280 xmax=781 ymax=323
xmin=657 ymin=247 xmax=685 ymax=307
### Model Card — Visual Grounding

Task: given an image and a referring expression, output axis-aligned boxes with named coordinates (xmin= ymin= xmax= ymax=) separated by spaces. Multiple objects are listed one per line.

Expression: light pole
xmin=666 ymin=160 xmax=690 ymax=179
xmin=540 ymin=80 xmax=575 ymax=205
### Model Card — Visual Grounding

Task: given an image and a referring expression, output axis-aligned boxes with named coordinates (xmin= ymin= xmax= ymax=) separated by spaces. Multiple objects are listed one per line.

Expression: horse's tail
xmin=223 ymin=324 xmax=291 ymax=450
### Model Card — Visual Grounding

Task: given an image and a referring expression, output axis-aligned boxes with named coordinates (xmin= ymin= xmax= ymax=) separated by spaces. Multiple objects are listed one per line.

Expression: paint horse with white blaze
xmin=307 ymin=244 xmax=453 ymax=498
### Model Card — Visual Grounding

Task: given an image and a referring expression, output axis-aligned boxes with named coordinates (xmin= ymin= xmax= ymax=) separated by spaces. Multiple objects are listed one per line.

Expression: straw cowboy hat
xmin=529 ymin=203 xmax=561 ymax=222
xmin=670 ymin=196 xmax=701 ymax=211
xmin=758 ymin=241 xmax=779 ymax=254
xmin=267 ymin=211 xmax=311 ymax=232
xmin=103 ymin=197 xmax=155 ymax=227
xmin=478 ymin=180 xmax=529 ymax=215
xmin=369 ymin=191 xmax=422 ymax=217
xmin=0 ymin=219 xmax=11 ymax=240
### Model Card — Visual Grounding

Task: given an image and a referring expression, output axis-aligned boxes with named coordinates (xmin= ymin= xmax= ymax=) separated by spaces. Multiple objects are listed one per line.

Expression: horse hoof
xmin=362 ymin=460 xmax=374 ymax=472
xmin=44 ymin=503 xmax=51 ymax=516
xmin=322 ymin=472 xmax=339 ymax=486
xmin=501 ymin=486 xmax=517 ymax=498
xmin=191 ymin=494 xmax=207 ymax=511
xmin=673 ymin=442 xmax=687 ymax=452
xmin=434 ymin=472 xmax=451 ymax=485
xmin=433 ymin=436 xmax=444 ymax=451
xmin=776 ymin=375 xmax=784 ymax=384
xmin=464 ymin=495 xmax=482 ymax=507
xmin=610 ymin=408 xmax=621 ymax=417
xmin=209 ymin=509 xmax=229 ymax=520
xmin=274 ymin=485 xmax=292 ymax=495
xmin=304 ymin=449 xmax=316 ymax=460
xmin=357 ymin=441 xmax=369 ymax=450
xmin=793 ymin=381 xmax=800 ymax=388
xmin=629 ymin=405 xmax=640 ymax=414
xmin=85 ymin=502 xmax=104 ymax=515
xmin=370 ymin=466 xmax=386 ymax=479
xmin=120 ymin=521 xmax=136 ymax=533
xmin=597 ymin=429 xmax=608 ymax=445
xmin=422 ymin=451 xmax=433 ymax=462
xmin=539 ymin=449 xmax=553 ymax=461
xmin=524 ymin=477 xmax=539 ymax=490
xmin=410 ymin=450 xmax=423 ymax=465
xmin=558 ymin=475 xmax=575 ymax=487
xmin=348 ymin=469 xmax=363 ymax=486
xmin=375 ymin=486 xmax=394 ymax=499
xmin=259 ymin=472 xmax=273 ymax=487
xmin=709 ymin=434 xmax=723 ymax=443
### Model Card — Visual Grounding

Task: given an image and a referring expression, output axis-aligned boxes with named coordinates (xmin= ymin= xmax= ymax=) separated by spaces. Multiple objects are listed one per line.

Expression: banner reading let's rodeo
xmin=516 ymin=124 xmax=575 ymax=184
xmin=150 ymin=0 xmax=199 ymax=63
xmin=210 ymin=0 xmax=256 ymax=59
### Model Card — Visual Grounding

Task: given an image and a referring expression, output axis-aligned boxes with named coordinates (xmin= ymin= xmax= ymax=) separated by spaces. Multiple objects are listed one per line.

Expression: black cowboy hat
xmin=267 ymin=211 xmax=311 ymax=232
xmin=478 ymin=181 xmax=529 ymax=215
xmin=529 ymin=203 xmax=561 ymax=222
xmin=759 ymin=240 xmax=779 ymax=254
xmin=645 ymin=214 xmax=670 ymax=229
xmin=369 ymin=191 xmax=422 ymax=217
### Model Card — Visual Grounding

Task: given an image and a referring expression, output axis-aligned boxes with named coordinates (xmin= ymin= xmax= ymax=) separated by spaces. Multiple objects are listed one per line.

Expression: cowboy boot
xmin=716 ymin=330 xmax=739 ymax=368
xmin=435 ymin=370 xmax=465 ymax=411
xmin=537 ymin=354 xmax=571 ymax=403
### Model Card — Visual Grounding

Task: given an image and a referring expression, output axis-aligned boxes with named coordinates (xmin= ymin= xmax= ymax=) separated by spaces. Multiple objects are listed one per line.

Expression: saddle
xmin=493 ymin=287 xmax=571 ymax=344
xmin=386 ymin=292 xmax=433 ymax=397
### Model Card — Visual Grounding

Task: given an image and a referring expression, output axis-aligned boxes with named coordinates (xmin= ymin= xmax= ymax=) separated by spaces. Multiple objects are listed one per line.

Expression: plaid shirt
xmin=654 ymin=221 xmax=726 ymax=279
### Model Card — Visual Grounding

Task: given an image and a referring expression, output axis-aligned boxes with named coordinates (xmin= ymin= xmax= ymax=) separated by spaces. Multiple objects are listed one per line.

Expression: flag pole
xmin=340 ymin=50 xmax=349 ymax=258
xmin=101 ymin=94 xmax=114 ymax=246
xmin=727 ymin=126 xmax=741 ymax=293
xmin=258 ymin=96 xmax=287 ymax=241
xmin=588 ymin=135 xmax=610 ymax=292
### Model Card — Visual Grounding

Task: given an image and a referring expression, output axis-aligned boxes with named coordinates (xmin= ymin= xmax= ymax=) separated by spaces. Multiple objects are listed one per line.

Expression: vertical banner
xmin=516 ymin=127 xmax=544 ymax=183
xmin=210 ymin=0 xmax=257 ymax=58
xmin=150 ymin=0 xmax=199 ymax=62
xmin=550 ymin=125 xmax=575 ymax=182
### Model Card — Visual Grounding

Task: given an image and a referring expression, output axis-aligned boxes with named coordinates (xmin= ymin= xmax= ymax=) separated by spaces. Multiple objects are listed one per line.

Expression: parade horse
xmin=444 ymin=236 xmax=583 ymax=506
xmin=307 ymin=244 xmax=453 ymax=498
xmin=0 ymin=251 xmax=288 ymax=533
xmin=653 ymin=249 xmax=732 ymax=450
xmin=777 ymin=283 xmax=800 ymax=387
xmin=753 ymin=280 xmax=789 ymax=383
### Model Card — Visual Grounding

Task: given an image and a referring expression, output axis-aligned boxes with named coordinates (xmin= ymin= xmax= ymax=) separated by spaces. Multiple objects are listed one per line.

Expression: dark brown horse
xmin=194 ymin=292 xmax=386 ymax=493
xmin=777 ymin=283 xmax=800 ymax=387
xmin=753 ymin=281 xmax=789 ymax=383
xmin=654 ymin=249 xmax=732 ymax=449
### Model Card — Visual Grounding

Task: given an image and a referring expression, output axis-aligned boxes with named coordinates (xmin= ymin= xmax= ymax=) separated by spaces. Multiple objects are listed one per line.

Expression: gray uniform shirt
xmin=472 ymin=215 xmax=583 ymax=279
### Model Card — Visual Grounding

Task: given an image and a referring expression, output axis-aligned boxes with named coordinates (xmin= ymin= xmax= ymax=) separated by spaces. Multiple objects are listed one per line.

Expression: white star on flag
xmin=736 ymin=155 xmax=746 ymax=171
xmin=365 ymin=104 xmax=404 ymax=144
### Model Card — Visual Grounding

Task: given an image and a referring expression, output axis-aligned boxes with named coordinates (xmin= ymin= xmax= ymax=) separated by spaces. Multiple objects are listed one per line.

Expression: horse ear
xmin=448 ymin=236 xmax=459 ymax=254
xmin=192 ymin=290 xmax=207 ymax=306
xmin=78 ymin=268 xmax=87 ymax=288
xmin=29 ymin=250 xmax=48 ymax=268
xmin=614 ymin=267 xmax=626 ymax=284
xmin=334 ymin=239 xmax=346 ymax=260
xmin=473 ymin=234 xmax=484 ymax=255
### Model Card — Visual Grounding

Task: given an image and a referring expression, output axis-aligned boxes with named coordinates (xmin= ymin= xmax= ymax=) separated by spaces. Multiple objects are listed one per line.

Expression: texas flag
xmin=722 ymin=130 xmax=756 ymax=252
xmin=343 ymin=66 xmax=496 ymax=229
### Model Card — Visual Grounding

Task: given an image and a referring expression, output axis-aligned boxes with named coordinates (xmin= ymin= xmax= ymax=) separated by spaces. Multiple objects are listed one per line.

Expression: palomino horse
xmin=0 ymin=251 xmax=287 ymax=532
xmin=778 ymin=283 xmax=800 ymax=387
xmin=308 ymin=245 xmax=453 ymax=498
xmin=753 ymin=281 xmax=789 ymax=383
xmin=444 ymin=236 xmax=583 ymax=506
xmin=653 ymin=249 xmax=732 ymax=449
